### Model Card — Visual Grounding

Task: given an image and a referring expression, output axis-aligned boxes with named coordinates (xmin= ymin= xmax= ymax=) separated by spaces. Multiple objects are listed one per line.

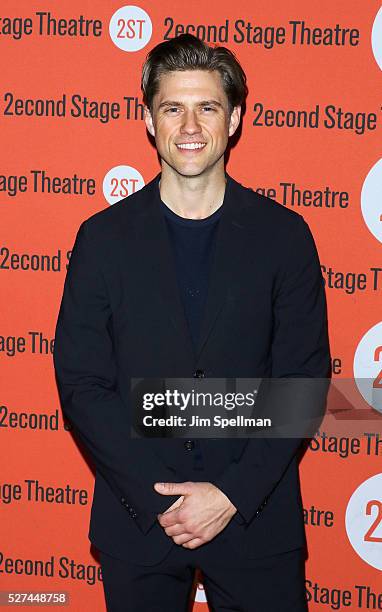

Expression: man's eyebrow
xmin=157 ymin=99 xmax=224 ymax=109
xmin=198 ymin=100 xmax=223 ymax=108
xmin=157 ymin=101 xmax=182 ymax=109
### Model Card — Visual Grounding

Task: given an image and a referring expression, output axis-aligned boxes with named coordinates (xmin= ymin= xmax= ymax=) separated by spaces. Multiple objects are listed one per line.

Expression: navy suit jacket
xmin=53 ymin=173 xmax=330 ymax=565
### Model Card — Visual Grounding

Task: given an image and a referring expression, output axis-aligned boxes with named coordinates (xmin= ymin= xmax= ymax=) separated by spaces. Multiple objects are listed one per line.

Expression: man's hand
xmin=154 ymin=481 xmax=237 ymax=549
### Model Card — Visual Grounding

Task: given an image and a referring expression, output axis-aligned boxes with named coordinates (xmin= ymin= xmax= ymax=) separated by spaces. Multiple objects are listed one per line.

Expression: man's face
xmin=144 ymin=70 xmax=241 ymax=178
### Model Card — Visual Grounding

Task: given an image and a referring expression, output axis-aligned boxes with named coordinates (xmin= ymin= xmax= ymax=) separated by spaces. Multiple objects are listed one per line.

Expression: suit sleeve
xmin=213 ymin=214 xmax=331 ymax=525
xmin=53 ymin=220 xmax=180 ymax=535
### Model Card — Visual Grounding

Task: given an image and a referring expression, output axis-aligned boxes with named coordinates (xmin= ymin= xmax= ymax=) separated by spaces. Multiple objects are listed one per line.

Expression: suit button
xmin=184 ymin=440 xmax=194 ymax=451
xmin=120 ymin=496 xmax=126 ymax=505
xmin=193 ymin=369 xmax=205 ymax=378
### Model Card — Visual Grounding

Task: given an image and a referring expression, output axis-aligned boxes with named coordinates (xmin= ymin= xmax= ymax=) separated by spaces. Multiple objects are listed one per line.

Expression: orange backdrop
xmin=1 ymin=1 xmax=382 ymax=609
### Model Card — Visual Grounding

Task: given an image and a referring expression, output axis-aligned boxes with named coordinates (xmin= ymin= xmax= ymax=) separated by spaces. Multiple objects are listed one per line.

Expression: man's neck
xmin=159 ymin=165 xmax=227 ymax=220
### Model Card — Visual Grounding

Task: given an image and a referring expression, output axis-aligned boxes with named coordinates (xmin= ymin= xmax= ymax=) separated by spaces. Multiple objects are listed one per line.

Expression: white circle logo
xmin=102 ymin=165 xmax=145 ymax=205
xmin=345 ymin=473 xmax=382 ymax=571
xmin=353 ymin=321 xmax=382 ymax=413
xmin=109 ymin=6 xmax=152 ymax=52
xmin=372 ymin=6 xmax=382 ymax=71
xmin=361 ymin=158 xmax=382 ymax=244
xmin=194 ymin=582 xmax=207 ymax=603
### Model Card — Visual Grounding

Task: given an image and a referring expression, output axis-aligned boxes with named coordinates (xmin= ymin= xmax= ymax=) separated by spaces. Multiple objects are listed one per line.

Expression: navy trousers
xmin=98 ymin=543 xmax=308 ymax=611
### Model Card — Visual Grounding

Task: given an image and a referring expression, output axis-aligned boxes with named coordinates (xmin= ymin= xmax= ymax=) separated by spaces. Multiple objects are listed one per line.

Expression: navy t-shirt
xmin=160 ymin=198 xmax=224 ymax=351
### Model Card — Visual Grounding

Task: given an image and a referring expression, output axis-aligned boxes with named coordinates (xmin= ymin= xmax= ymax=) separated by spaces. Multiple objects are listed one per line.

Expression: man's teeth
xmin=176 ymin=143 xmax=206 ymax=150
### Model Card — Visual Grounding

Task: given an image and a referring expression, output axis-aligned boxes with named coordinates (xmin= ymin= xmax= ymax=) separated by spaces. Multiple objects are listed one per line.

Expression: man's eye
xmin=202 ymin=106 xmax=215 ymax=112
xmin=166 ymin=107 xmax=179 ymax=113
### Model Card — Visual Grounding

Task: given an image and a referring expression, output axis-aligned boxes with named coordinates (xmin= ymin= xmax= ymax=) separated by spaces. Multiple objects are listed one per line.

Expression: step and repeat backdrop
xmin=1 ymin=1 xmax=382 ymax=610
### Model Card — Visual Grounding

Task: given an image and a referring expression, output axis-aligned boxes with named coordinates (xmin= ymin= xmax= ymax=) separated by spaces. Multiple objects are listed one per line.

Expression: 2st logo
xmin=102 ymin=165 xmax=145 ymax=204
xmin=109 ymin=6 xmax=153 ymax=52
xmin=361 ymin=158 xmax=382 ymax=245
xmin=195 ymin=582 xmax=207 ymax=603
xmin=346 ymin=474 xmax=382 ymax=570
xmin=353 ymin=321 xmax=382 ymax=413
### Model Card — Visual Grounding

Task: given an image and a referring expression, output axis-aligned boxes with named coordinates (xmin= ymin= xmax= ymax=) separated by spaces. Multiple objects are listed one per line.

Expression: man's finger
xmin=172 ymin=533 xmax=195 ymax=545
xmin=164 ymin=523 xmax=187 ymax=537
xmin=157 ymin=507 xmax=182 ymax=527
xmin=182 ymin=538 xmax=204 ymax=549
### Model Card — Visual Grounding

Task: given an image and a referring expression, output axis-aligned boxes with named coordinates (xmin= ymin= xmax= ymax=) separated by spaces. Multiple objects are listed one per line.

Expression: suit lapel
xmin=133 ymin=172 xmax=250 ymax=365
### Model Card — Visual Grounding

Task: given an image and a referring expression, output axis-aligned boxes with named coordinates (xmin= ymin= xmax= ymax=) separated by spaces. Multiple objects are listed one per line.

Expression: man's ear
xmin=228 ymin=105 xmax=241 ymax=137
xmin=144 ymin=106 xmax=155 ymax=137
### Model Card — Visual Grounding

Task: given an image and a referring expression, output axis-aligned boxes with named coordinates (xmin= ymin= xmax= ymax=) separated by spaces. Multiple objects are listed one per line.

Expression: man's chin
xmin=163 ymin=162 xmax=215 ymax=179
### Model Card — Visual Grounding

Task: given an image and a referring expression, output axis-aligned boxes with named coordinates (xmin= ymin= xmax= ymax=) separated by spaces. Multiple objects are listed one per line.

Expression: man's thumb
xmin=154 ymin=482 xmax=188 ymax=495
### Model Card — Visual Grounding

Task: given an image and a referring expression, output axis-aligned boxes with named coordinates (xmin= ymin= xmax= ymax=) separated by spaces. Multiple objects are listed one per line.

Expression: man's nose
xmin=180 ymin=110 xmax=202 ymax=135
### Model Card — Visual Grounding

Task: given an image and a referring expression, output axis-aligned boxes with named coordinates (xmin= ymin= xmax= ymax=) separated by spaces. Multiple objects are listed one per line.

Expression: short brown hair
xmin=141 ymin=33 xmax=248 ymax=113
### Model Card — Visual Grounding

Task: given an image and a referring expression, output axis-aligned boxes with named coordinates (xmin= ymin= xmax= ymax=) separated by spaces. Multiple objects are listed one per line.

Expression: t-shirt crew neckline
xmin=158 ymin=178 xmax=228 ymax=227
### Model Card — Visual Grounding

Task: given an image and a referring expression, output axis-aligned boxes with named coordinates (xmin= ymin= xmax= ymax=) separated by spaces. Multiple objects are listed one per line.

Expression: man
xmin=53 ymin=34 xmax=330 ymax=611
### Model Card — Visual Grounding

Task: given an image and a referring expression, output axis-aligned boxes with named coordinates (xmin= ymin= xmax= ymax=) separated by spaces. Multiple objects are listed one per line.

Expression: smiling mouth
xmin=176 ymin=143 xmax=207 ymax=150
